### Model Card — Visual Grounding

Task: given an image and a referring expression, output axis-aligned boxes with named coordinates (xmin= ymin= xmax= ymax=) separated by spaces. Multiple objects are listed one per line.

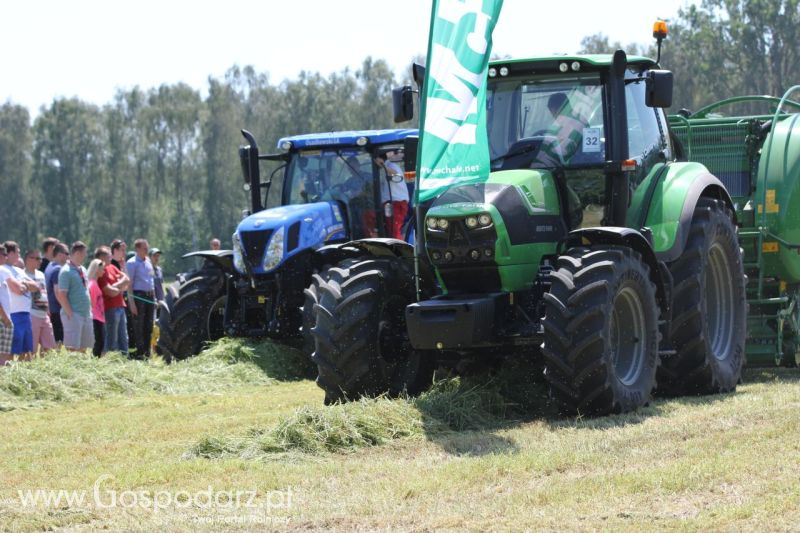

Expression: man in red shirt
xmin=95 ymin=246 xmax=130 ymax=354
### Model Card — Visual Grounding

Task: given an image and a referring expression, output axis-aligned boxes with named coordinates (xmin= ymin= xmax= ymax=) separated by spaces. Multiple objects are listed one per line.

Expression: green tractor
xmin=669 ymin=88 xmax=800 ymax=368
xmin=309 ymin=45 xmax=748 ymax=414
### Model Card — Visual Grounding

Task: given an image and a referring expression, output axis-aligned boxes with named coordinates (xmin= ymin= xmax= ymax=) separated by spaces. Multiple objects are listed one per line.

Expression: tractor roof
xmin=277 ymin=128 xmax=418 ymax=150
xmin=490 ymin=54 xmax=656 ymax=70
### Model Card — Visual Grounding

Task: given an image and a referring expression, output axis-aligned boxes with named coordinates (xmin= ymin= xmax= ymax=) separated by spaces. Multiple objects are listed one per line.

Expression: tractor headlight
xmin=478 ymin=214 xmax=492 ymax=226
xmin=263 ymin=226 xmax=285 ymax=271
xmin=426 ymin=217 xmax=438 ymax=230
xmin=233 ymin=233 xmax=245 ymax=273
xmin=437 ymin=218 xmax=449 ymax=230
xmin=465 ymin=216 xmax=478 ymax=229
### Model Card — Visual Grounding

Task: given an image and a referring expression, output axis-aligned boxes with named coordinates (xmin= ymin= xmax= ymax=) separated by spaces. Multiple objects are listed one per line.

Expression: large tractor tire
xmin=300 ymin=262 xmax=347 ymax=359
xmin=301 ymin=275 xmax=323 ymax=359
xmin=156 ymin=272 xmax=227 ymax=361
xmin=311 ymin=257 xmax=433 ymax=404
xmin=542 ymin=246 xmax=661 ymax=415
xmin=659 ymin=197 xmax=746 ymax=395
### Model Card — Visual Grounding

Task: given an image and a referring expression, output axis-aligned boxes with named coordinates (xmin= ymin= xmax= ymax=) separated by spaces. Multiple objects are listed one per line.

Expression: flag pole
xmin=414 ymin=0 xmax=439 ymax=302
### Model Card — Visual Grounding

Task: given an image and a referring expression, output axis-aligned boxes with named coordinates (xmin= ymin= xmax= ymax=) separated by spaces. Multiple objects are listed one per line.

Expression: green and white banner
xmin=417 ymin=0 xmax=503 ymax=203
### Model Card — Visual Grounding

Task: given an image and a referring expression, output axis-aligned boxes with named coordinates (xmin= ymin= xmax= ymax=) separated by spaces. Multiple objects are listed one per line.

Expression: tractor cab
xmin=483 ymin=55 xmax=675 ymax=233
xmin=236 ymin=128 xmax=417 ymax=276
xmin=157 ymin=128 xmax=417 ymax=358
xmin=270 ymin=132 xmax=414 ymax=240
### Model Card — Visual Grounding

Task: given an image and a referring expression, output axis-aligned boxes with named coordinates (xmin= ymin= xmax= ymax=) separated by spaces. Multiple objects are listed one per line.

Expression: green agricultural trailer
xmin=669 ymin=89 xmax=800 ymax=367
xmin=309 ymin=19 xmax=750 ymax=415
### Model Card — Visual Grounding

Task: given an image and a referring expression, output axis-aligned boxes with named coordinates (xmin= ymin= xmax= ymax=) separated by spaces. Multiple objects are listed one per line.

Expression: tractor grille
xmin=670 ymin=119 xmax=753 ymax=197
xmin=240 ymin=229 xmax=273 ymax=268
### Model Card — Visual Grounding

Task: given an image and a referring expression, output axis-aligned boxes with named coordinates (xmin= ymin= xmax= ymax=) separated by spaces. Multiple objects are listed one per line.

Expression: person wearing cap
xmin=149 ymin=248 xmax=164 ymax=305
xmin=374 ymin=151 xmax=409 ymax=239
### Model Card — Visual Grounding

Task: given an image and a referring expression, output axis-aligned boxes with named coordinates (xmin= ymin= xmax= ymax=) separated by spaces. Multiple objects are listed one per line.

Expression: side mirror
xmin=403 ymin=136 xmax=418 ymax=175
xmin=646 ymin=70 xmax=673 ymax=108
xmin=393 ymin=86 xmax=415 ymax=123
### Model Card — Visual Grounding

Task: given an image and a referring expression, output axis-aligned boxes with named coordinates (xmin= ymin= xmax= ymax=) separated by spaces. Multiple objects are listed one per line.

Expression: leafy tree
xmin=0 ymin=103 xmax=33 ymax=245
xmin=579 ymin=34 xmax=649 ymax=57
xmin=203 ymin=77 xmax=246 ymax=245
xmin=31 ymin=98 xmax=105 ymax=244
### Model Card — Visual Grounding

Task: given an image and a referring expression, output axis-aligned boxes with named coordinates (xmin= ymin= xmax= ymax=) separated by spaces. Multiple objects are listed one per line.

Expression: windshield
xmin=284 ymin=148 xmax=373 ymax=205
xmin=487 ymin=74 xmax=605 ymax=171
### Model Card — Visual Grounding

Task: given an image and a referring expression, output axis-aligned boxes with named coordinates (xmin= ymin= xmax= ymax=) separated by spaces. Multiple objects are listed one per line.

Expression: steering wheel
xmin=321 ymin=185 xmax=343 ymax=202
xmin=494 ymin=136 xmax=546 ymax=170
xmin=530 ymin=131 xmax=567 ymax=166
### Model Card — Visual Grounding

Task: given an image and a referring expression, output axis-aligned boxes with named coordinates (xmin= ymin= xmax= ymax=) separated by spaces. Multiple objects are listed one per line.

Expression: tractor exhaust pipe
xmin=606 ymin=50 xmax=630 ymax=227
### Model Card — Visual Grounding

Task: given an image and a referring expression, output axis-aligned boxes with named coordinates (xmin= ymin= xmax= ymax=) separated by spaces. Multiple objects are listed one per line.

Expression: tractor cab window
xmin=625 ymin=75 xmax=665 ymax=165
xmin=263 ymin=159 xmax=287 ymax=209
xmin=284 ymin=148 xmax=378 ymax=238
xmin=488 ymin=75 xmax=606 ymax=171
xmin=286 ymin=149 xmax=374 ymax=204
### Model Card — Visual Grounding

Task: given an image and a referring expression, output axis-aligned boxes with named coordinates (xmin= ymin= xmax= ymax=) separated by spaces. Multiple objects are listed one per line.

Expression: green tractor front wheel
xmin=542 ymin=246 xmax=661 ymax=415
xmin=311 ymin=257 xmax=434 ymax=404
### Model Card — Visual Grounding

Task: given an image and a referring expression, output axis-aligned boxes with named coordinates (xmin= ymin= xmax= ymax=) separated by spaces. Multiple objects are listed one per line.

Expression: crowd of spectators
xmin=0 ymin=237 xmax=165 ymax=364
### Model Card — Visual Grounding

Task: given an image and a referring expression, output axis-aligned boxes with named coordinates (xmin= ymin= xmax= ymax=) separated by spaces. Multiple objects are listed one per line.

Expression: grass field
xmin=1 ymin=340 xmax=798 ymax=531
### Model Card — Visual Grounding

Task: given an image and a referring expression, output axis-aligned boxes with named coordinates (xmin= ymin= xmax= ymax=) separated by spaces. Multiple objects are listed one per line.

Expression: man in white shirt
xmin=374 ymin=151 xmax=409 ymax=239
xmin=2 ymin=241 xmax=39 ymax=359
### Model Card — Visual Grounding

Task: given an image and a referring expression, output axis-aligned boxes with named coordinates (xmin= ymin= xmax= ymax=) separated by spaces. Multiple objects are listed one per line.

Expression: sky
xmin=2 ymin=0 xmax=696 ymax=115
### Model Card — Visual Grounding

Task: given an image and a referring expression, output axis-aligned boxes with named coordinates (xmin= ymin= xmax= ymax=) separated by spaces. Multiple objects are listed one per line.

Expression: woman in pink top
xmin=87 ymin=259 xmax=106 ymax=357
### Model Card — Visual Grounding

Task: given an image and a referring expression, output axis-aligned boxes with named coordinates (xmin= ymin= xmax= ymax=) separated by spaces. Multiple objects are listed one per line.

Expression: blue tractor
xmin=156 ymin=128 xmax=418 ymax=359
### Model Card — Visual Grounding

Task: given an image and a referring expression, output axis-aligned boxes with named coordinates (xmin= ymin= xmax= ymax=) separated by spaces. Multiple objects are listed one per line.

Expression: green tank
xmin=670 ymin=86 xmax=800 ymax=366
xmin=756 ymin=111 xmax=800 ymax=283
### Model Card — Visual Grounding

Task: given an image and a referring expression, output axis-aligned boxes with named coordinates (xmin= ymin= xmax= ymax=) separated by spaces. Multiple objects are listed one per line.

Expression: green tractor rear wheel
xmin=659 ymin=197 xmax=746 ymax=394
xmin=541 ymin=246 xmax=660 ymax=415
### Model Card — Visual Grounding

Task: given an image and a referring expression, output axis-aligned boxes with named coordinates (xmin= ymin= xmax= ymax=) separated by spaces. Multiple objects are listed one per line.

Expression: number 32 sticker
xmin=583 ymin=128 xmax=601 ymax=153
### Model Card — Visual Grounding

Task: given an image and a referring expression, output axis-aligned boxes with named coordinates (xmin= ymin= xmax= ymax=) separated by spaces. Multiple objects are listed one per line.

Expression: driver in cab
xmin=533 ymin=92 xmax=588 ymax=168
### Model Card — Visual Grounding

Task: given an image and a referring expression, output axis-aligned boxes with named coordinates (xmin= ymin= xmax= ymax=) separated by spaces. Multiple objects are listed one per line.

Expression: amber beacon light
xmin=653 ymin=19 xmax=668 ymax=62
xmin=653 ymin=20 xmax=668 ymax=39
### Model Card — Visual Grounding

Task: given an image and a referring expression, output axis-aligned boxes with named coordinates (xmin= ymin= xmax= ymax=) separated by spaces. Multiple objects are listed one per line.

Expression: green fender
xmin=627 ymin=162 xmax=735 ymax=262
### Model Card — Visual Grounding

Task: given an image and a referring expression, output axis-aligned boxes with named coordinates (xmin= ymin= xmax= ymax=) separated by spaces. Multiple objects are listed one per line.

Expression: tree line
xmin=580 ymin=0 xmax=799 ymax=114
xmin=0 ymin=58 xmax=405 ymax=274
xmin=1 ymin=0 xmax=797 ymax=274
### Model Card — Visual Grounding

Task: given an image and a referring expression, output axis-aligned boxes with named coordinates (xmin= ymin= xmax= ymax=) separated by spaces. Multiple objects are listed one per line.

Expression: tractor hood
xmin=422 ymin=169 xmax=567 ymax=293
xmin=233 ymin=202 xmax=346 ymax=274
